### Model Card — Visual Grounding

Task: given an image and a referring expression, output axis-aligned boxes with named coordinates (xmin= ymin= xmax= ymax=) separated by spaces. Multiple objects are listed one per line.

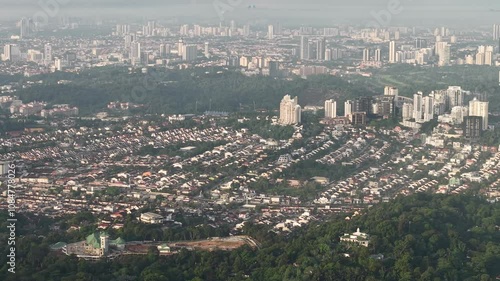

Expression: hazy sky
xmin=0 ymin=0 xmax=498 ymax=26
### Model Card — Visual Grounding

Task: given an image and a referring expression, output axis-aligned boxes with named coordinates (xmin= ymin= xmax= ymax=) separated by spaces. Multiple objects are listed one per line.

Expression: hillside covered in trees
xmin=1 ymin=194 xmax=499 ymax=281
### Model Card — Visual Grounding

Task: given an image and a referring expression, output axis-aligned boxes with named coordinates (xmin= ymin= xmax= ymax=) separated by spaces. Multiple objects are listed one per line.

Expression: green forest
xmin=1 ymin=194 xmax=499 ymax=281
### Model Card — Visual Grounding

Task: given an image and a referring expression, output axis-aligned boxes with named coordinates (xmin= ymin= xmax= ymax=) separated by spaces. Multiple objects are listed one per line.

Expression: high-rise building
xmin=375 ymin=49 xmax=381 ymax=62
xmin=325 ymin=49 xmax=332 ymax=61
xmin=423 ymin=96 xmax=434 ymax=122
xmin=243 ymin=25 xmax=250 ymax=36
xmin=402 ymin=103 xmax=413 ymax=120
xmin=177 ymin=39 xmax=184 ymax=57
xmin=267 ymin=25 xmax=274 ymax=40
xmin=300 ymin=36 xmax=309 ymax=60
xmin=20 ymin=18 xmax=34 ymax=38
xmin=451 ymin=106 xmax=469 ymax=125
xmin=437 ymin=42 xmax=450 ymax=66
xmin=160 ymin=44 xmax=170 ymax=58
xmin=269 ymin=61 xmax=280 ymax=78
xmin=469 ymin=98 xmax=488 ymax=130
xmin=44 ymin=43 xmax=52 ymax=65
xmin=2 ymin=44 xmax=20 ymax=61
xmin=446 ymin=86 xmax=463 ymax=109
xmin=354 ymin=97 xmax=372 ymax=114
xmin=475 ymin=52 xmax=485 ymax=65
xmin=344 ymin=100 xmax=353 ymax=117
xmin=180 ymin=24 xmax=189 ymax=36
xmin=415 ymin=38 xmax=427 ymax=49
xmin=324 ymin=99 xmax=337 ymax=118
xmin=493 ymin=24 xmax=500 ymax=40
xmin=316 ymin=38 xmax=325 ymax=60
xmin=389 ymin=41 xmax=396 ymax=63
xmin=363 ymin=48 xmax=370 ymax=62
xmin=204 ymin=42 xmax=210 ymax=58
xmin=279 ymin=95 xmax=301 ymax=125
xmin=182 ymin=45 xmax=197 ymax=61
xmin=484 ymin=51 xmax=493 ymax=66
xmin=463 ymin=116 xmax=483 ymax=140
xmin=413 ymin=92 xmax=423 ymax=121
xmin=130 ymin=42 xmax=141 ymax=64
xmin=384 ymin=86 xmax=398 ymax=97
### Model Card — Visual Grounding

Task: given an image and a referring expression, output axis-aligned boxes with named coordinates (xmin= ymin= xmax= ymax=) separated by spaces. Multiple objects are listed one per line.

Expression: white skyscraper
xmin=279 ymin=95 xmax=301 ymax=125
xmin=389 ymin=41 xmax=396 ymax=63
xmin=316 ymin=38 xmax=325 ymax=60
xmin=324 ymin=99 xmax=337 ymax=118
xmin=344 ymin=100 xmax=353 ymax=117
xmin=402 ymin=103 xmax=413 ymax=120
xmin=423 ymin=96 xmax=434 ymax=122
xmin=437 ymin=42 xmax=450 ymax=66
xmin=363 ymin=48 xmax=370 ymax=62
xmin=469 ymin=98 xmax=489 ymax=130
xmin=204 ymin=42 xmax=210 ymax=58
xmin=182 ymin=45 xmax=197 ymax=61
xmin=268 ymin=25 xmax=274 ymax=40
xmin=493 ymin=24 xmax=500 ymax=40
xmin=375 ymin=49 xmax=381 ymax=62
xmin=177 ymin=39 xmax=184 ymax=57
xmin=413 ymin=92 xmax=423 ymax=121
xmin=300 ymin=36 xmax=309 ymax=60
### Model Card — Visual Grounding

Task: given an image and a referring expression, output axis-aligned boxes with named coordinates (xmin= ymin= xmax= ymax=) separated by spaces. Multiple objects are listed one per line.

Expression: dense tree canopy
xmin=1 ymin=194 xmax=499 ymax=281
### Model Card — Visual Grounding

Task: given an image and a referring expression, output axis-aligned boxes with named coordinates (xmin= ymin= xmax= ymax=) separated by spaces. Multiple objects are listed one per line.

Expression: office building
xmin=469 ymin=98 xmax=488 ymax=130
xmin=493 ymin=24 xmax=500 ymax=40
xmin=279 ymin=95 xmax=301 ymax=125
xmin=324 ymin=99 xmax=337 ymax=118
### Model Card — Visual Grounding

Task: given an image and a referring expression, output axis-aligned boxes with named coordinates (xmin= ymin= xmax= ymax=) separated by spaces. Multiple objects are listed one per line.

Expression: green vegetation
xmin=1 ymin=194 xmax=498 ymax=281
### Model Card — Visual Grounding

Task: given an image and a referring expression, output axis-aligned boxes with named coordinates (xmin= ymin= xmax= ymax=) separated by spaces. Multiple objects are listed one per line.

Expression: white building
xmin=340 ymin=228 xmax=370 ymax=247
xmin=469 ymin=98 xmax=489 ymax=130
xmin=344 ymin=100 xmax=353 ymax=117
xmin=279 ymin=95 xmax=301 ymax=125
xmin=324 ymin=99 xmax=337 ymax=118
